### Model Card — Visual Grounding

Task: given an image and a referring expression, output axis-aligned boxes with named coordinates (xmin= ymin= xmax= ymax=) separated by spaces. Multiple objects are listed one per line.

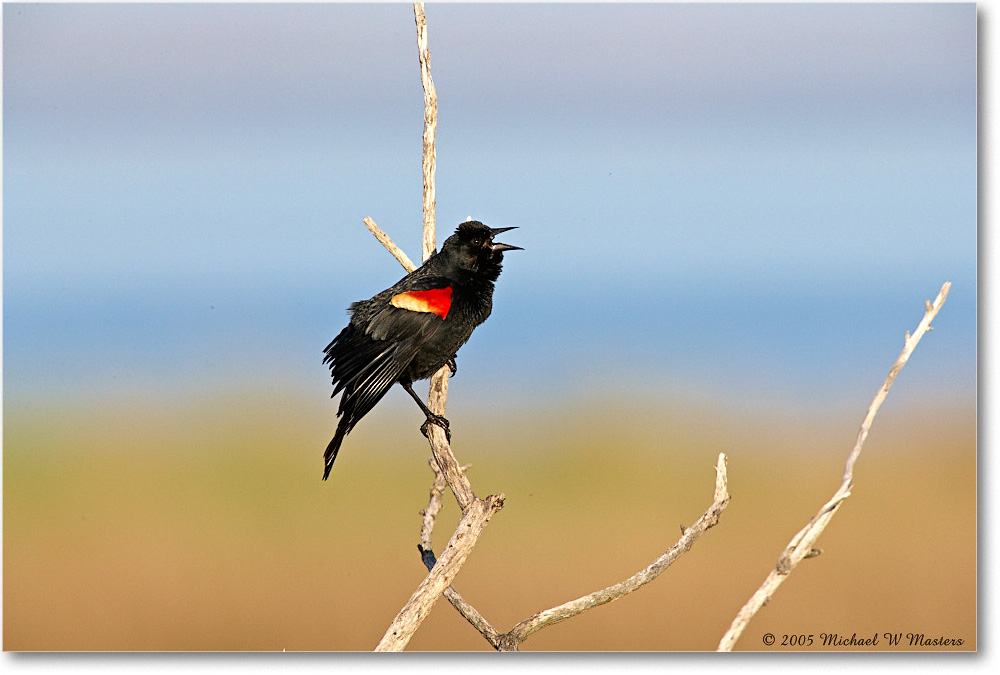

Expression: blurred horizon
xmin=2 ymin=2 xmax=976 ymax=416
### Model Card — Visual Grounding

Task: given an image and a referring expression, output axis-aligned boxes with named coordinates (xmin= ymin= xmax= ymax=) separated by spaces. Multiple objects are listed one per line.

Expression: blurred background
xmin=3 ymin=3 xmax=976 ymax=651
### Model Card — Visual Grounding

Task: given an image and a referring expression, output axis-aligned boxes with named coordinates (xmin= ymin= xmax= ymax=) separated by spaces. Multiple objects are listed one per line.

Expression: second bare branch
xmin=717 ymin=281 xmax=951 ymax=651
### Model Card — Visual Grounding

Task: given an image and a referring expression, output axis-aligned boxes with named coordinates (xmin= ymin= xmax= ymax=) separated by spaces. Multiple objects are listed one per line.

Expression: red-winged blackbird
xmin=322 ymin=220 xmax=521 ymax=479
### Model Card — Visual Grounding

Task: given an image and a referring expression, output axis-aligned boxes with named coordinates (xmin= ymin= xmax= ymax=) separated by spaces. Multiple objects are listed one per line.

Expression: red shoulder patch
xmin=390 ymin=287 xmax=453 ymax=319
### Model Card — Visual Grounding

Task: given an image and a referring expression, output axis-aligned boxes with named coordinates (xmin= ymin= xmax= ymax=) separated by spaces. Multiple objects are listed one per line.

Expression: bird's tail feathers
xmin=323 ymin=420 xmax=351 ymax=480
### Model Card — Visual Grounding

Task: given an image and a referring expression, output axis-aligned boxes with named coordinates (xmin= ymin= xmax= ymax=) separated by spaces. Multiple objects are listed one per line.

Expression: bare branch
xmin=372 ymin=5 xmax=505 ymax=652
xmin=419 ymin=457 xmax=448 ymax=551
xmin=363 ymin=217 xmax=417 ymax=273
xmin=366 ymin=5 xmax=954 ymax=651
xmin=375 ymin=493 xmax=505 ymax=651
xmin=412 ymin=2 xmax=479 ymax=513
xmin=423 ymin=374 xmax=478 ymax=510
xmin=716 ymin=281 xmax=951 ymax=651
xmin=414 ymin=1 xmax=464 ymax=509
xmin=414 ymin=1 xmax=438 ymax=261
xmin=417 ymin=544 xmax=504 ymax=649
xmin=840 ymin=282 xmax=951 ymax=487
xmin=499 ymin=453 xmax=730 ymax=650
xmin=416 ymin=458 xmax=503 ymax=648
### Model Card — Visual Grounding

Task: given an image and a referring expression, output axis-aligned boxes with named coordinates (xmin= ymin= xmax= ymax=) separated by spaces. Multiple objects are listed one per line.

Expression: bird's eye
xmin=470 ymin=237 xmax=484 ymax=248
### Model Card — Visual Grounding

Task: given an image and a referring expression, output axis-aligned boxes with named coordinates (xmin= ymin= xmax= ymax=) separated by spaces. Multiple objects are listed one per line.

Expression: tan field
xmin=3 ymin=388 xmax=976 ymax=651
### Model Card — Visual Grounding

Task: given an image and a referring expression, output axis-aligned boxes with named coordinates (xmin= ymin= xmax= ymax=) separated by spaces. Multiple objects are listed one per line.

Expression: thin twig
xmin=419 ymin=457 xmax=448 ymax=552
xmin=716 ymin=281 xmax=951 ymax=651
xmin=497 ymin=453 xmax=730 ymax=650
xmin=363 ymin=217 xmax=416 ymax=273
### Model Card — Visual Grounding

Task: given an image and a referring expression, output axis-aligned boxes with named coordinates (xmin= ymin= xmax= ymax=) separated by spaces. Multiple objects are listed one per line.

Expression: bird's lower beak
xmin=488 ymin=226 xmax=522 ymax=252
xmin=491 ymin=242 xmax=523 ymax=253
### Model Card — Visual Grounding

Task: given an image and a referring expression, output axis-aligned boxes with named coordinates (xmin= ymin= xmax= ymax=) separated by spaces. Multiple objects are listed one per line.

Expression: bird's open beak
xmin=489 ymin=226 xmax=523 ymax=252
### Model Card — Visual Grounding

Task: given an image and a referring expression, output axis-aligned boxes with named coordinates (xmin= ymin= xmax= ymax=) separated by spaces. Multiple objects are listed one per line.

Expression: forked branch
xmin=370 ymin=3 xmax=733 ymax=652
xmin=358 ymin=2 xmax=953 ymax=651
xmin=716 ymin=281 xmax=951 ymax=651
xmin=418 ymin=458 xmax=505 ymax=648
xmin=371 ymin=3 xmax=502 ymax=652
xmin=376 ymin=492 xmax=504 ymax=651
xmin=419 ymin=453 xmax=731 ymax=650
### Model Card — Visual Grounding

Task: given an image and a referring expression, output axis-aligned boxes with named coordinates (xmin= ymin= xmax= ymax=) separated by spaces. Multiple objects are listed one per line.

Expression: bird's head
xmin=441 ymin=220 xmax=522 ymax=280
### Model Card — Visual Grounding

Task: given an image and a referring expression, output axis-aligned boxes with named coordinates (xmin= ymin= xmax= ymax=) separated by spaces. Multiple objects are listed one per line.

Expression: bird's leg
xmin=447 ymin=356 xmax=457 ymax=377
xmin=400 ymin=381 xmax=451 ymax=442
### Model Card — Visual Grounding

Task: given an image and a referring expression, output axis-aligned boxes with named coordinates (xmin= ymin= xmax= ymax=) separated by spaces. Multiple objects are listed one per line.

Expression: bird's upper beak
xmin=488 ymin=226 xmax=523 ymax=252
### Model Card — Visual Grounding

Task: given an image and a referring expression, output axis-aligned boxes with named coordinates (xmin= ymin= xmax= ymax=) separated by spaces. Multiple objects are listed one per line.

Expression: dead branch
xmin=363 ymin=217 xmax=416 ymax=273
xmin=417 ymin=453 xmax=730 ymax=650
xmin=499 ymin=453 xmax=730 ymax=650
xmin=370 ymin=4 xmax=733 ymax=652
xmin=359 ymin=3 xmax=954 ymax=649
xmin=411 ymin=2 xmax=468 ymax=508
xmin=367 ymin=212 xmax=501 ymax=649
xmin=716 ymin=281 xmax=952 ymax=651
xmin=375 ymin=493 xmax=504 ymax=651
xmin=415 ymin=1 xmax=438 ymax=262
xmin=418 ymin=458 xmax=505 ymax=649
xmin=371 ymin=4 xmax=504 ymax=651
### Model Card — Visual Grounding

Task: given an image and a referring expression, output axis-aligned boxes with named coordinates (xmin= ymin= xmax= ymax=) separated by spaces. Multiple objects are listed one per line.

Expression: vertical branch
xmin=419 ymin=458 xmax=449 ymax=553
xmin=414 ymin=2 xmax=437 ymax=262
xmin=374 ymin=5 xmax=501 ymax=652
xmin=413 ymin=1 xmax=465 ymax=507
xmin=717 ymin=282 xmax=951 ymax=651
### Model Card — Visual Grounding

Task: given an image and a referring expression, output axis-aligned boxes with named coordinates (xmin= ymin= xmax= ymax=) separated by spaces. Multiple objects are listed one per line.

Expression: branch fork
xmin=371 ymin=4 xmax=504 ymax=651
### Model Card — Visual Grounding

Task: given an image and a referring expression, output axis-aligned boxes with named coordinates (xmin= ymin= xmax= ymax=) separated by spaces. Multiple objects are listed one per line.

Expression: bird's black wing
xmin=322 ymin=275 xmax=453 ymax=475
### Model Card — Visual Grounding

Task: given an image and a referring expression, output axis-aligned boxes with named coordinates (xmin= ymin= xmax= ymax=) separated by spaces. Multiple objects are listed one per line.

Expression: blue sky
xmin=2 ymin=3 xmax=977 ymax=414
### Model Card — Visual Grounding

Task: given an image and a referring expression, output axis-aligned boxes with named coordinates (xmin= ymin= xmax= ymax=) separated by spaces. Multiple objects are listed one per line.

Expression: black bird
xmin=322 ymin=220 xmax=521 ymax=479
